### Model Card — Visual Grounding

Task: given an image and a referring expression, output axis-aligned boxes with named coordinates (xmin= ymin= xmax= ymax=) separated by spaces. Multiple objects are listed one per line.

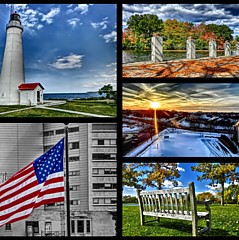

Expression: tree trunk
xmin=221 ymin=182 xmax=225 ymax=206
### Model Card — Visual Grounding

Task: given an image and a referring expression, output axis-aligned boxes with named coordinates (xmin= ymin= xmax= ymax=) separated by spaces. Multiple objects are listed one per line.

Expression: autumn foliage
xmin=123 ymin=14 xmax=234 ymax=50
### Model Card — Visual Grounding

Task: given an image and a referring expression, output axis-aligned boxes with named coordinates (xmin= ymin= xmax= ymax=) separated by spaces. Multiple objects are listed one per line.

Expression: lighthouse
xmin=0 ymin=11 xmax=25 ymax=105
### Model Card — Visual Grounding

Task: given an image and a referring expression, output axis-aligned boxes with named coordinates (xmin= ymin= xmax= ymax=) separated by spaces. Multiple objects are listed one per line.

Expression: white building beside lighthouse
xmin=0 ymin=10 xmax=44 ymax=106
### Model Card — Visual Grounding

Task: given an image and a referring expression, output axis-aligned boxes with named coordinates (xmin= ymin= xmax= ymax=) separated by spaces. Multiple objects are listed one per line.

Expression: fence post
xmin=151 ymin=36 xmax=163 ymax=62
xmin=224 ymin=41 xmax=231 ymax=56
xmin=236 ymin=42 xmax=239 ymax=55
xmin=209 ymin=39 xmax=217 ymax=58
xmin=186 ymin=37 xmax=196 ymax=59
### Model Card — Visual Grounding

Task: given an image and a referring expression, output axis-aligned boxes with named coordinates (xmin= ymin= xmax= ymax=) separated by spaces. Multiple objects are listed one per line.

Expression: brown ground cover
xmin=122 ymin=56 xmax=239 ymax=78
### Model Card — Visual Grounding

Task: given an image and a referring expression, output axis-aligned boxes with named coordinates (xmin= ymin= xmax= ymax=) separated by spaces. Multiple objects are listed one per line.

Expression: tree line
xmin=122 ymin=163 xmax=239 ymax=206
xmin=123 ymin=14 xmax=238 ymax=51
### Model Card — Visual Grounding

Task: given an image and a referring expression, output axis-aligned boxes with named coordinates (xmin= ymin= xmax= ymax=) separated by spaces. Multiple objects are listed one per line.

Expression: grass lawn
xmin=48 ymin=99 xmax=117 ymax=117
xmin=0 ymin=105 xmax=28 ymax=112
xmin=123 ymin=205 xmax=239 ymax=236
xmin=0 ymin=108 xmax=86 ymax=118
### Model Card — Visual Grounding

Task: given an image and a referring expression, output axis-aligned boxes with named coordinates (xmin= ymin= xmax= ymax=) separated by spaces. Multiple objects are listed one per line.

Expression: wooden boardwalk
xmin=122 ymin=56 xmax=239 ymax=78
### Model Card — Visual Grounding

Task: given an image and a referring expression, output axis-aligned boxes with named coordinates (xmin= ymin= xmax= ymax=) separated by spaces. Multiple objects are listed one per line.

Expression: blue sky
xmin=0 ymin=4 xmax=116 ymax=93
xmin=123 ymin=163 xmax=239 ymax=197
xmin=123 ymin=4 xmax=239 ymax=38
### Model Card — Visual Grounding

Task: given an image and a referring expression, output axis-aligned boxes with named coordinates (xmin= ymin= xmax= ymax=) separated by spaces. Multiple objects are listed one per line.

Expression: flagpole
xmin=64 ymin=123 xmax=71 ymax=237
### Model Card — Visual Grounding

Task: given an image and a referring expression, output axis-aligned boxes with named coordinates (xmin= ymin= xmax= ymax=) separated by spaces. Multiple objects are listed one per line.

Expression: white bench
xmin=136 ymin=182 xmax=212 ymax=236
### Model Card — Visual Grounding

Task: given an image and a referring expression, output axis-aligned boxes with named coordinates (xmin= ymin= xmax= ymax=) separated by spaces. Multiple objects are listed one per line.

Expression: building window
xmin=69 ymin=171 xmax=80 ymax=176
xmin=92 ymin=168 xmax=99 ymax=175
xmin=98 ymin=139 xmax=104 ymax=145
xmin=77 ymin=220 xmax=84 ymax=233
xmin=70 ymin=200 xmax=80 ymax=205
xmin=93 ymin=183 xmax=104 ymax=189
xmin=69 ymin=127 xmax=79 ymax=133
xmin=70 ymin=185 xmax=80 ymax=191
xmin=104 ymin=198 xmax=111 ymax=204
xmin=70 ymin=142 xmax=79 ymax=150
xmin=44 ymin=131 xmax=54 ymax=137
xmin=56 ymin=129 xmax=64 ymax=135
xmin=92 ymin=124 xmax=116 ymax=131
xmin=44 ymin=145 xmax=54 ymax=152
xmin=71 ymin=220 xmax=75 ymax=234
xmin=110 ymin=139 xmax=116 ymax=145
xmin=92 ymin=153 xmax=116 ymax=160
xmin=111 ymin=198 xmax=117 ymax=204
xmin=69 ymin=156 xmax=80 ymax=162
xmin=105 ymin=183 xmax=112 ymax=189
xmin=86 ymin=220 xmax=90 ymax=233
xmin=26 ymin=221 xmax=39 ymax=234
xmin=71 ymin=219 xmax=91 ymax=235
xmin=5 ymin=223 xmax=11 ymax=231
xmin=93 ymin=198 xmax=99 ymax=204
xmin=104 ymin=168 xmax=117 ymax=175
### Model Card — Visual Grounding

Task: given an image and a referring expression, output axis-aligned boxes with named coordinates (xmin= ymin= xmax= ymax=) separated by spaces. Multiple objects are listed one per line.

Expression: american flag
xmin=0 ymin=138 xmax=65 ymax=227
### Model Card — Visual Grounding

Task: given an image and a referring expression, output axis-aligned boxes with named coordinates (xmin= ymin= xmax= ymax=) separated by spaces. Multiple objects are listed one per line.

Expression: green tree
xmin=122 ymin=163 xmax=141 ymax=189
xmin=209 ymin=24 xmax=233 ymax=41
xmin=122 ymin=163 xmax=181 ymax=190
xmin=98 ymin=84 xmax=117 ymax=102
xmin=126 ymin=14 xmax=163 ymax=49
xmin=197 ymin=192 xmax=215 ymax=202
xmin=163 ymin=19 xmax=193 ymax=50
xmin=127 ymin=14 xmax=164 ymax=39
xmin=191 ymin=163 xmax=239 ymax=206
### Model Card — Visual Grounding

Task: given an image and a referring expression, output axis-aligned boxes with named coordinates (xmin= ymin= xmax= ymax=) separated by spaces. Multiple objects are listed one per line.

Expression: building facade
xmin=0 ymin=123 xmax=117 ymax=236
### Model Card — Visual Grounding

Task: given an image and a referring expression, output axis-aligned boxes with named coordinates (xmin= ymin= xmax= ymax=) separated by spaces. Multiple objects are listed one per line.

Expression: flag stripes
xmin=0 ymin=138 xmax=65 ymax=227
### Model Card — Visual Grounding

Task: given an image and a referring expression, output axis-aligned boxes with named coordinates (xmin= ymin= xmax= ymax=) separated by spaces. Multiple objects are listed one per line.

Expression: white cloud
xmin=162 ymin=179 xmax=183 ymax=189
xmin=36 ymin=24 xmax=43 ymax=30
xmin=67 ymin=4 xmax=93 ymax=15
xmin=41 ymin=8 xmax=60 ymax=24
xmin=5 ymin=5 xmax=60 ymax=34
xmin=67 ymin=18 xmax=82 ymax=28
xmin=101 ymin=31 xmax=117 ymax=43
xmin=91 ymin=19 xmax=108 ymax=30
xmin=106 ymin=62 xmax=117 ymax=67
xmin=49 ymin=54 xmax=84 ymax=69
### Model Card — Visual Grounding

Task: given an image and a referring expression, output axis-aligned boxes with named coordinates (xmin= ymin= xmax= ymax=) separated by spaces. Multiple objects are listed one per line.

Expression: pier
xmin=122 ymin=55 xmax=239 ymax=78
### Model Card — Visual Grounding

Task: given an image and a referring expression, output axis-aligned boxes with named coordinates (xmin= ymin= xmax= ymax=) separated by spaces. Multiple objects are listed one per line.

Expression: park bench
xmin=136 ymin=182 xmax=212 ymax=236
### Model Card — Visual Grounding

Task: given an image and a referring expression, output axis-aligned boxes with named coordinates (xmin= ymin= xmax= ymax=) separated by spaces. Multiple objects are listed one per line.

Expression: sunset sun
xmin=150 ymin=101 xmax=160 ymax=109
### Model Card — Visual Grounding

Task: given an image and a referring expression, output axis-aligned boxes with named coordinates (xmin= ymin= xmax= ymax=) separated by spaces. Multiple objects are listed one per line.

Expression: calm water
xmin=123 ymin=50 xmax=225 ymax=64
xmin=43 ymin=92 xmax=105 ymax=100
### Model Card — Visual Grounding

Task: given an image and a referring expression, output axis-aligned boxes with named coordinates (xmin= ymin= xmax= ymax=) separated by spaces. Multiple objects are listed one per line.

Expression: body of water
xmin=43 ymin=92 xmax=105 ymax=100
xmin=123 ymin=203 xmax=138 ymax=206
xmin=123 ymin=50 xmax=225 ymax=64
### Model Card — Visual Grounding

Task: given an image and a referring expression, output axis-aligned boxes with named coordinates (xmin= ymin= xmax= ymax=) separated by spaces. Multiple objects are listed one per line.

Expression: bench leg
xmin=192 ymin=220 xmax=198 ymax=236
xmin=140 ymin=214 xmax=145 ymax=226
xmin=157 ymin=217 xmax=160 ymax=223
xmin=207 ymin=210 xmax=211 ymax=231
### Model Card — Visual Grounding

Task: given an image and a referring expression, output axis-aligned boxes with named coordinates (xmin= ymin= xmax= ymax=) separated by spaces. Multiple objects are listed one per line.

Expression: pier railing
xmin=151 ymin=36 xmax=239 ymax=62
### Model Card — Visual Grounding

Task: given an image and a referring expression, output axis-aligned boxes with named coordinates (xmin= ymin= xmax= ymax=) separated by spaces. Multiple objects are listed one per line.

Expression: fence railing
xmin=151 ymin=36 xmax=239 ymax=62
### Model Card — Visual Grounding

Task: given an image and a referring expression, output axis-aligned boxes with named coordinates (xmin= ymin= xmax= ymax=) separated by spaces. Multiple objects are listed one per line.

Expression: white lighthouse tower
xmin=0 ymin=10 xmax=25 ymax=105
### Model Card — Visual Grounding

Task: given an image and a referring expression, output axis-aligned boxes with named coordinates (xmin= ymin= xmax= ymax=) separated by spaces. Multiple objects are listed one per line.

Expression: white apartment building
xmin=0 ymin=123 xmax=117 ymax=236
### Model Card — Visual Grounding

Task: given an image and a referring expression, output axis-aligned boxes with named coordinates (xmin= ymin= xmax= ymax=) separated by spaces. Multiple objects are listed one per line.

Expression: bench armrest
xmin=196 ymin=200 xmax=212 ymax=205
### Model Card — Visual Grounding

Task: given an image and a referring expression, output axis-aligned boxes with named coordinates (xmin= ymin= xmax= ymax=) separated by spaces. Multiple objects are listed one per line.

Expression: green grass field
xmin=123 ymin=205 xmax=239 ymax=236
xmin=0 ymin=105 xmax=28 ymax=113
xmin=0 ymin=99 xmax=117 ymax=117
xmin=48 ymin=99 xmax=117 ymax=117
xmin=0 ymin=108 xmax=85 ymax=117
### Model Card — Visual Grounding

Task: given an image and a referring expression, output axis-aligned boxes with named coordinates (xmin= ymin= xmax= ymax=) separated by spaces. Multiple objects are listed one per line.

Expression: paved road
xmin=0 ymin=101 xmax=112 ymax=118
xmin=123 ymin=55 xmax=239 ymax=78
